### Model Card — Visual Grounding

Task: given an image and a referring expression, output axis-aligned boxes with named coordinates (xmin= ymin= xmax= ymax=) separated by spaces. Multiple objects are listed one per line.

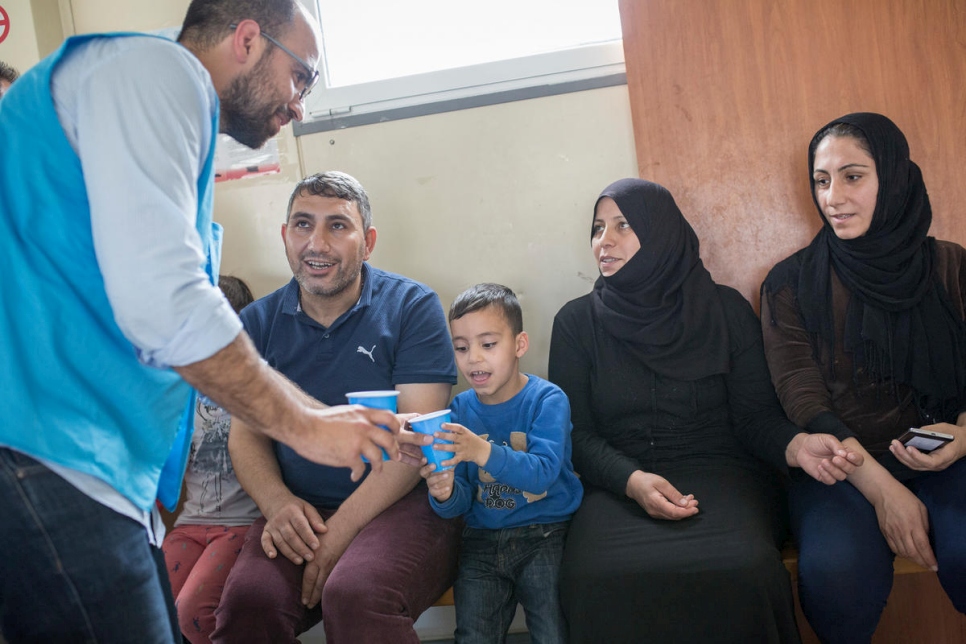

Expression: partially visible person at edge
xmin=0 ymin=2 xmax=430 ymax=642
xmin=548 ymin=178 xmax=862 ymax=643
xmin=761 ymin=112 xmax=966 ymax=643
xmin=0 ymin=60 xmax=19 ymax=97
xmin=162 ymin=275 xmax=259 ymax=644
xmin=212 ymin=171 xmax=460 ymax=643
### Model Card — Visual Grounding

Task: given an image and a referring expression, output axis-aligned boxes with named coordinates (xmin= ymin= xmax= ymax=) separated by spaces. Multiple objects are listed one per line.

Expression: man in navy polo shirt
xmin=213 ymin=171 xmax=461 ymax=642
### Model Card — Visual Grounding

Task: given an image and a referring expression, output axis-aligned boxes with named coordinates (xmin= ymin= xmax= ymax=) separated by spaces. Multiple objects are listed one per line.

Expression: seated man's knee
xmin=321 ymin=568 xmax=406 ymax=622
xmin=212 ymin=565 xmax=299 ymax=642
xmin=222 ymin=571 xmax=263 ymax=611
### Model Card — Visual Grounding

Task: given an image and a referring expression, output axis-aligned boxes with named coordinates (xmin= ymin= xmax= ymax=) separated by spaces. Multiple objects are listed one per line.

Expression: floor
xmin=298 ymin=604 xmax=530 ymax=642
xmin=431 ymin=635 xmax=530 ymax=644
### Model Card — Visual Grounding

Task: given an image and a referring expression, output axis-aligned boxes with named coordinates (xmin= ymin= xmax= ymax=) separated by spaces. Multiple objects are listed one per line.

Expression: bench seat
xmin=431 ymin=545 xmax=930 ymax=608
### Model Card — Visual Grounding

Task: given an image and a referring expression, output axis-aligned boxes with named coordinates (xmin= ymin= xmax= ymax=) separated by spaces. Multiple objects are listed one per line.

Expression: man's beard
xmin=220 ymin=54 xmax=284 ymax=149
xmin=295 ymin=249 xmax=365 ymax=299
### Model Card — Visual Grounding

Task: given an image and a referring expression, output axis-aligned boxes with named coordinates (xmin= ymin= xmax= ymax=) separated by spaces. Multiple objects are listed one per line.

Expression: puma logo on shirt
xmin=357 ymin=345 xmax=376 ymax=363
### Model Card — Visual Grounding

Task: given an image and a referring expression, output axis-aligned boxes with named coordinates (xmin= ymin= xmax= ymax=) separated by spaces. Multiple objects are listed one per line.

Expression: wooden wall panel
xmin=619 ymin=0 xmax=966 ymax=308
xmin=618 ymin=2 xmax=966 ymax=640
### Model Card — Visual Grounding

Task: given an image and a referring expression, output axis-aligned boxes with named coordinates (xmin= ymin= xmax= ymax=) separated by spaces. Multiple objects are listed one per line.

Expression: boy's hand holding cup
xmin=409 ymin=409 xmax=456 ymax=472
xmin=435 ymin=422 xmax=492 ymax=468
xmin=420 ymin=462 xmax=455 ymax=501
xmin=411 ymin=409 xmax=457 ymax=502
xmin=413 ymin=412 xmax=495 ymax=503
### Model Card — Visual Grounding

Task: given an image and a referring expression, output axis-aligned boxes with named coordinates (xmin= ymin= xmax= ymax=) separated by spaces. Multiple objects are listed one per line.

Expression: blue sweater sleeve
xmin=481 ymin=387 xmax=571 ymax=493
xmin=446 ymin=379 xmax=582 ymax=528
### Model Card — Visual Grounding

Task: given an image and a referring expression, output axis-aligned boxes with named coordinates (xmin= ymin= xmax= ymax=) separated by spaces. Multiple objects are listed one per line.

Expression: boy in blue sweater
xmin=421 ymin=283 xmax=583 ymax=644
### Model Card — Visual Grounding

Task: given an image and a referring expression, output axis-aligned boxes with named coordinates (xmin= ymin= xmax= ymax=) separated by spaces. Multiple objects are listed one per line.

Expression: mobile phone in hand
xmin=897 ymin=428 xmax=954 ymax=453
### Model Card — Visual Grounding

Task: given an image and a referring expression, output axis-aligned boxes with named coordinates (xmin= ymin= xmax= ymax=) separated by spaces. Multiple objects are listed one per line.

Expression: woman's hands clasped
xmin=625 ymin=470 xmax=699 ymax=520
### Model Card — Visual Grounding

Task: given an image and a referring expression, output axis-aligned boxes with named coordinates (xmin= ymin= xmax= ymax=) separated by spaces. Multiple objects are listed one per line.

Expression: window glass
xmin=316 ymin=0 xmax=623 ymax=87
xmin=300 ymin=1 xmax=625 ymax=131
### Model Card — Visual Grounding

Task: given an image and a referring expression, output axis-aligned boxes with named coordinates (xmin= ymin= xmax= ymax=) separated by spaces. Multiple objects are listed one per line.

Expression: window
xmin=296 ymin=0 xmax=625 ymax=134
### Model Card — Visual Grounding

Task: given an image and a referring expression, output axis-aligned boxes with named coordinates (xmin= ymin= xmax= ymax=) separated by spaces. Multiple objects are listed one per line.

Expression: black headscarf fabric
xmin=762 ymin=112 xmax=966 ymax=421
xmin=590 ymin=179 xmax=730 ymax=381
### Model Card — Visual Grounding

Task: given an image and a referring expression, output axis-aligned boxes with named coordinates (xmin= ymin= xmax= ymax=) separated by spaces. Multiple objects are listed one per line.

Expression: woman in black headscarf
xmin=548 ymin=178 xmax=859 ymax=643
xmin=761 ymin=113 xmax=966 ymax=643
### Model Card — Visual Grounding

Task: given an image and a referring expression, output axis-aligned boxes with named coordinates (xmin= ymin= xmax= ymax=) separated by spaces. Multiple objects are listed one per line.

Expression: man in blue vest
xmin=0 ymin=2 xmax=427 ymax=641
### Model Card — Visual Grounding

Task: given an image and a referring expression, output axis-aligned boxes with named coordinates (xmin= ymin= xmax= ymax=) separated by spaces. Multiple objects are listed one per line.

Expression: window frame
xmin=295 ymin=3 xmax=626 ymax=135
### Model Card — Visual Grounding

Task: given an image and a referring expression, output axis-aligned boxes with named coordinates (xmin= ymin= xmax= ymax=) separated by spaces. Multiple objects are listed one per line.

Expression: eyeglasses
xmin=230 ymin=24 xmax=320 ymax=101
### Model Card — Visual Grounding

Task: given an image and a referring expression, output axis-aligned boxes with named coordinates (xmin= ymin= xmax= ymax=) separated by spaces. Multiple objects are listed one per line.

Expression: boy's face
xmin=450 ymin=305 xmax=528 ymax=405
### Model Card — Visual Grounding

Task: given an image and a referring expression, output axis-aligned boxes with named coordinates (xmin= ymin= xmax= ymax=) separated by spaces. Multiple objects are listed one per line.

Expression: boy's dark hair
xmin=219 ymin=275 xmax=255 ymax=314
xmin=286 ymin=171 xmax=372 ymax=230
xmin=449 ymin=283 xmax=523 ymax=336
xmin=178 ymin=0 xmax=299 ymax=51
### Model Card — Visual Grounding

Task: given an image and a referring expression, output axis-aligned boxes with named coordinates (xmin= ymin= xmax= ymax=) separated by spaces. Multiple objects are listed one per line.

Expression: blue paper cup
xmin=346 ymin=390 xmax=400 ymax=462
xmin=408 ymin=409 xmax=454 ymax=471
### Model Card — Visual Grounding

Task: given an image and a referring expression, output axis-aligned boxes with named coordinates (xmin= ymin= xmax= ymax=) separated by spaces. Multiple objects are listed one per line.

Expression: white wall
xmin=219 ymin=85 xmax=637 ymax=378
xmin=62 ymin=0 xmax=637 ymax=377
xmin=67 ymin=0 xmax=186 ymax=33
xmin=0 ymin=0 xmax=42 ymax=71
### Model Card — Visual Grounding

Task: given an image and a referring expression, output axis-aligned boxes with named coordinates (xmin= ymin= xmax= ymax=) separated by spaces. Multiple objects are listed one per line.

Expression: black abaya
xmin=549 ymin=287 xmax=801 ymax=643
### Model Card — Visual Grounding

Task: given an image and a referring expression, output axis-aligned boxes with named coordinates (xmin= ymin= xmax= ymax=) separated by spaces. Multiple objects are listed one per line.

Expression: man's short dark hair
xmin=0 ymin=61 xmax=19 ymax=86
xmin=178 ymin=0 xmax=299 ymax=51
xmin=449 ymin=283 xmax=524 ymax=336
xmin=218 ymin=274 xmax=254 ymax=314
xmin=287 ymin=171 xmax=373 ymax=230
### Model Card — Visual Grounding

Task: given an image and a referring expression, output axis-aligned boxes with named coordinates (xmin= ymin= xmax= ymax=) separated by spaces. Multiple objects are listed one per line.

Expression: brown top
xmin=761 ymin=240 xmax=966 ymax=456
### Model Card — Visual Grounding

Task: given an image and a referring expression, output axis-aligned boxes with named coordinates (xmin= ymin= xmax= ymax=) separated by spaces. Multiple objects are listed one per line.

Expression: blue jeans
xmin=0 ymin=448 xmax=179 ymax=643
xmin=454 ymin=521 xmax=569 ymax=644
xmin=790 ymin=457 xmax=966 ymax=644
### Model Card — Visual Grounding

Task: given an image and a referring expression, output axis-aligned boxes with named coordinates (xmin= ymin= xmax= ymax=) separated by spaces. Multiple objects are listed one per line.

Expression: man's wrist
xmin=271 ymin=479 xmax=303 ymax=505
xmin=316 ymin=520 xmax=353 ymax=559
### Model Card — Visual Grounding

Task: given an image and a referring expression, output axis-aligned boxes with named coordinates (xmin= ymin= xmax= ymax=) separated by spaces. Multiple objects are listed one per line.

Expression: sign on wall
xmin=0 ymin=5 xmax=10 ymax=45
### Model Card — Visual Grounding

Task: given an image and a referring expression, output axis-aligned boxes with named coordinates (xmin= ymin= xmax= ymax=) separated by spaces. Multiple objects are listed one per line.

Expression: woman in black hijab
xmin=548 ymin=178 xmax=859 ymax=643
xmin=761 ymin=113 xmax=966 ymax=643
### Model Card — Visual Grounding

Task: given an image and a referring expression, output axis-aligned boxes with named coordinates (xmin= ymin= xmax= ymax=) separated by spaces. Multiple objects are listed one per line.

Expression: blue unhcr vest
xmin=0 ymin=33 xmax=221 ymax=512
